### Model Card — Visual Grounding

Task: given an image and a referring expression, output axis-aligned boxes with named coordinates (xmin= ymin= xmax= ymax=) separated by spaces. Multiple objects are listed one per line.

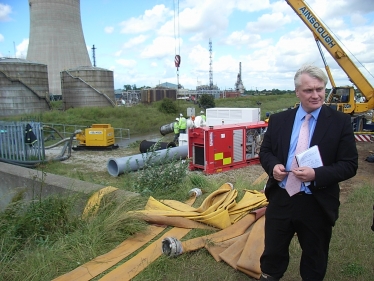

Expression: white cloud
xmin=0 ymin=33 xmax=4 ymax=42
xmin=0 ymin=4 xmax=11 ymax=22
xmin=246 ymin=12 xmax=292 ymax=33
xmin=350 ymin=13 xmax=367 ymax=26
xmin=310 ymin=0 xmax=374 ymax=18
xmin=104 ymin=26 xmax=114 ymax=34
xmin=236 ymin=0 xmax=271 ymax=12
xmin=122 ymin=35 xmax=148 ymax=49
xmin=16 ymin=39 xmax=28 ymax=58
xmin=179 ymin=1 xmax=232 ymax=36
xmin=119 ymin=5 xmax=170 ymax=34
xmin=225 ymin=31 xmax=272 ymax=49
xmin=187 ymin=44 xmax=210 ymax=72
xmin=116 ymin=59 xmax=137 ymax=68
xmin=140 ymin=36 xmax=176 ymax=59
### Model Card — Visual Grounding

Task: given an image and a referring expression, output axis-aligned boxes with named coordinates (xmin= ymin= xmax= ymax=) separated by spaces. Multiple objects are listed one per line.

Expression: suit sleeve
xmin=312 ymin=113 xmax=358 ymax=190
xmin=260 ymin=115 xmax=282 ymax=178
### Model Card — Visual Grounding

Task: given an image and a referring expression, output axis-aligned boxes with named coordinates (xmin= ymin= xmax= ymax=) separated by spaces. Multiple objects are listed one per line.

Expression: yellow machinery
xmin=75 ymin=124 xmax=118 ymax=149
xmin=286 ymin=0 xmax=374 ymax=132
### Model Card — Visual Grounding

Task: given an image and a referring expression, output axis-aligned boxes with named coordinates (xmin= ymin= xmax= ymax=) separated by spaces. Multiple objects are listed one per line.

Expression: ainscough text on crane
xmin=299 ymin=6 xmax=336 ymax=48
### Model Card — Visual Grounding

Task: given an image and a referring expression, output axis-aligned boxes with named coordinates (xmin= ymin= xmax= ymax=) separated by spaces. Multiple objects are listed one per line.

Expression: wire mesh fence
xmin=0 ymin=122 xmax=130 ymax=165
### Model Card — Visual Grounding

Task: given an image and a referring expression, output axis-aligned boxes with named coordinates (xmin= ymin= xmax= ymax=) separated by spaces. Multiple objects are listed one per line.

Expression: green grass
xmin=2 ymin=94 xmax=299 ymax=136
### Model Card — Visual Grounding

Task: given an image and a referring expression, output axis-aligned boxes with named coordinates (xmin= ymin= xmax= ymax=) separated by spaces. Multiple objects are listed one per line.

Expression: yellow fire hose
xmin=99 ymin=227 xmax=191 ymax=281
xmin=54 ymin=186 xmax=201 ymax=281
xmin=173 ymin=213 xmax=257 ymax=255
xmin=133 ymin=183 xmax=267 ymax=229
xmin=54 ymin=177 xmax=269 ymax=280
xmin=205 ymin=232 xmax=250 ymax=262
xmin=236 ymin=215 xmax=266 ymax=279
xmin=218 ymin=231 xmax=252 ymax=267
xmin=52 ymin=225 xmax=166 ymax=281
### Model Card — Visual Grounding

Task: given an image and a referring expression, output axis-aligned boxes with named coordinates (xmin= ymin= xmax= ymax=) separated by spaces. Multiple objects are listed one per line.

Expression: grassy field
xmin=1 ymin=95 xmax=373 ymax=281
xmin=3 ymin=94 xmax=298 ymax=136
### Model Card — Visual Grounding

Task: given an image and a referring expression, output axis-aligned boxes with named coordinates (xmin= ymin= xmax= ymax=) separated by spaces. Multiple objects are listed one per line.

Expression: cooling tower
xmin=26 ymin=0 xmax=92 ymax=97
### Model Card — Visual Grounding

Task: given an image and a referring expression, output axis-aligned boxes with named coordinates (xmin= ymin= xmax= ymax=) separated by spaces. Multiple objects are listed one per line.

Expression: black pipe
xmin=139 ymin=140 xmax=177 ymax=153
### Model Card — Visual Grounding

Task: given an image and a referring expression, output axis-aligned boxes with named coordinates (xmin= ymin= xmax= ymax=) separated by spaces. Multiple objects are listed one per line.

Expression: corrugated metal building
xmin=141 ymin=87 xmax=177 ymax=104
xmin=221 ymin=91 xmax=241 ymax=98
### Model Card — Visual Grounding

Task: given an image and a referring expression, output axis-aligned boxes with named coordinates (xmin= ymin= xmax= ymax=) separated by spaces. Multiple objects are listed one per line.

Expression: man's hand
xmin=273 ymin=164 xmax=288 ymax=181
xmin=291 ymin=166 xmax=315 ymax=182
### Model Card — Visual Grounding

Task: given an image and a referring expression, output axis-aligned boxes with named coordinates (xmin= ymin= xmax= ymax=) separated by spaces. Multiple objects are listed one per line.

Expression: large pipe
xmin=139 ymin=140 xmax=176 ymax=153
xmin=107 ymin=145 xmax=188 ymax=177
xmin=159 ymin=122 xmax=174 ymax=136
xmin=159 ymin=118 xmax=203 ymax=136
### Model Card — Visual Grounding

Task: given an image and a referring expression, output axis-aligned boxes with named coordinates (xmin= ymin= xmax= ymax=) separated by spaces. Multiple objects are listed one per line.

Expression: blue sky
xmin=1 ymin=0 xmax=374 ymax=91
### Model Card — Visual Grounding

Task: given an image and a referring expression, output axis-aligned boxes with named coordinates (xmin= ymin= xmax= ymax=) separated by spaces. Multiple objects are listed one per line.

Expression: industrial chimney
xmin=27 ymin=0 xmax=92 ymax=97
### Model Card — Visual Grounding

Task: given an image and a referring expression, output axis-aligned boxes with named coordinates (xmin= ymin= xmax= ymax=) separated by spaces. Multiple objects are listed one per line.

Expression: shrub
xmin=0 ymin=195 xmax=82 ymax=255
xmin=199 ymin=94 xmax=215 ymax=109
xmin=132 ymin=142 xmax=189 ymax=195
xmin=158 ymin=98 xmax=178 ymax=114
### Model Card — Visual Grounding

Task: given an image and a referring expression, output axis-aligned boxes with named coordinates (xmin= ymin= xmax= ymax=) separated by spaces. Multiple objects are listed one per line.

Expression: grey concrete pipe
xmin=107 ymin=145 xmax=188 ymax=177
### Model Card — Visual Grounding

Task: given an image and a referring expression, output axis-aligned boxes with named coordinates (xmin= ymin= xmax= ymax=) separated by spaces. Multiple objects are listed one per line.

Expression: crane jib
xmin=299 ymin=6 xmax=336 ymax=49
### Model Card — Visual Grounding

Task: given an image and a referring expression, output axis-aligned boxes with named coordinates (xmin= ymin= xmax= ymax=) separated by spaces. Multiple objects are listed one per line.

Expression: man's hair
xmin=294 ymin=64 xmax=328 ymax=88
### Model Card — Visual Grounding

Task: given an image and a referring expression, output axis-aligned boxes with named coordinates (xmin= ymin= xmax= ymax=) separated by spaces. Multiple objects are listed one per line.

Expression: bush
xmin=158 ymin=98 xmax=179 ymax=114
xmin=199 ymin=94 xmax=215 ymax=109
xmin=132 ymin=142 xmax=189 ymax=195
xmin=0 ymin=195 xmax=82 ymax=255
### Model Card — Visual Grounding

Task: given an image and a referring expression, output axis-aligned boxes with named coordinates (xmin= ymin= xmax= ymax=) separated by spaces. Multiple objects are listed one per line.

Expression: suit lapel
xmin=281 ymin=109 xmax=297 ymax=162
xmin=311 ymin=105 xmax=332 ymax=145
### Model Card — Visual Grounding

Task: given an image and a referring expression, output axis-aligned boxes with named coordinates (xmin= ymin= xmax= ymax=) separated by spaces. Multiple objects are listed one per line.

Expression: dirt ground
xmin=46 ymin=141 xmax=374 ymax=202
xmin=339 ymin=141 xmax=374 ymax=202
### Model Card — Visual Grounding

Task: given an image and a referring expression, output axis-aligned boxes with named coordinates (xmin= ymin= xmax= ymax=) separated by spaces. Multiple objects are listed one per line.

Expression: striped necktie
xmin=285 ymin=114 xmax=312 ymax=196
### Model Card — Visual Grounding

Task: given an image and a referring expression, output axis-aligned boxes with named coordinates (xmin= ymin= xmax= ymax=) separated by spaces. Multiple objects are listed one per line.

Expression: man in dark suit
xmin=259 ymin=64 xmax=358 ymax=281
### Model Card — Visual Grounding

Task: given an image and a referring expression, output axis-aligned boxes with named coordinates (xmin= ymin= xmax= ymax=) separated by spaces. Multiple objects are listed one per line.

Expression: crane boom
xmin=286 ymin=0 xmax=374 ymax=102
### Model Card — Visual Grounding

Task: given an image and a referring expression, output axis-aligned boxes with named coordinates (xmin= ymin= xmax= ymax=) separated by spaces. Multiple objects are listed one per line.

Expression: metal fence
xmin=0 ymin=121 xmax=45 ymax=162
xmin=0 ymin=122 xmax=130 ymax=164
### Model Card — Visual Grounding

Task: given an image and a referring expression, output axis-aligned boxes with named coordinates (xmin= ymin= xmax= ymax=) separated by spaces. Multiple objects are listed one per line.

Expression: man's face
xmin=295 ymin=73 xmax=325 ymax=113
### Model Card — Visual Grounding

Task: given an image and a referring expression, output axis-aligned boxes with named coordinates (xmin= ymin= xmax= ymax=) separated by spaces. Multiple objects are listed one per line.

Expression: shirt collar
xmin=297 ymin=105 xmax=321 ymax=121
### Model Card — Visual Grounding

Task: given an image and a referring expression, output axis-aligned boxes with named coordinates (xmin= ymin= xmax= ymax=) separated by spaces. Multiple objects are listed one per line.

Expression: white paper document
xmin=295 ymin=145 xmax=323 ymax=186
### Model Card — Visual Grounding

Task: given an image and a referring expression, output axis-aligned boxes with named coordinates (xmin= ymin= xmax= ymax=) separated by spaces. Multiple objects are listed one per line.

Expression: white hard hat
xmin=180 ymin=113 xmax=183 ymax=116
xmin=176 ymin=118 xmax=179 ymax=121
xmin=200 ymin=110 xmax=204 ymax=113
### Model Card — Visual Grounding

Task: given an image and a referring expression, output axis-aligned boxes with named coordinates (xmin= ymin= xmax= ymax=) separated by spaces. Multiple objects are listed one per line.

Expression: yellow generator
xmin=75 ymin=124 xmax=118 ymax=150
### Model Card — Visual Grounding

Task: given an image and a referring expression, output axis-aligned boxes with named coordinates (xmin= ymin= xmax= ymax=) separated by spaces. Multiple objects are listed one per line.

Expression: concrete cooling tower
xmin=26 ymin=0 xmax=92 ymax=97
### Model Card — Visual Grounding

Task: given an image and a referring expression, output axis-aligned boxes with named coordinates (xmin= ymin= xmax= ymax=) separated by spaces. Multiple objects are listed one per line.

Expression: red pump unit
xmin=188 ymin=122 xmax=268 ymax=174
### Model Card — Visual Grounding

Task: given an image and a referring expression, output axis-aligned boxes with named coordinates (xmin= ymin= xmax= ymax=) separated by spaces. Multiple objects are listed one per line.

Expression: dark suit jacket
xmin=260 ymin=105 xmax=358 ymax=226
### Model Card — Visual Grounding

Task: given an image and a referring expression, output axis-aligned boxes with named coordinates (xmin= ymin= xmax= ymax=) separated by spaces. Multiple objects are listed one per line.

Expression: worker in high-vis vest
xmin=200 ymin=110 xmax=206 ymax=122
xmin=179 ymin=113 xmax=187 ymax=133
xmin=173 ymin=118 xmax=180 ymax=144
